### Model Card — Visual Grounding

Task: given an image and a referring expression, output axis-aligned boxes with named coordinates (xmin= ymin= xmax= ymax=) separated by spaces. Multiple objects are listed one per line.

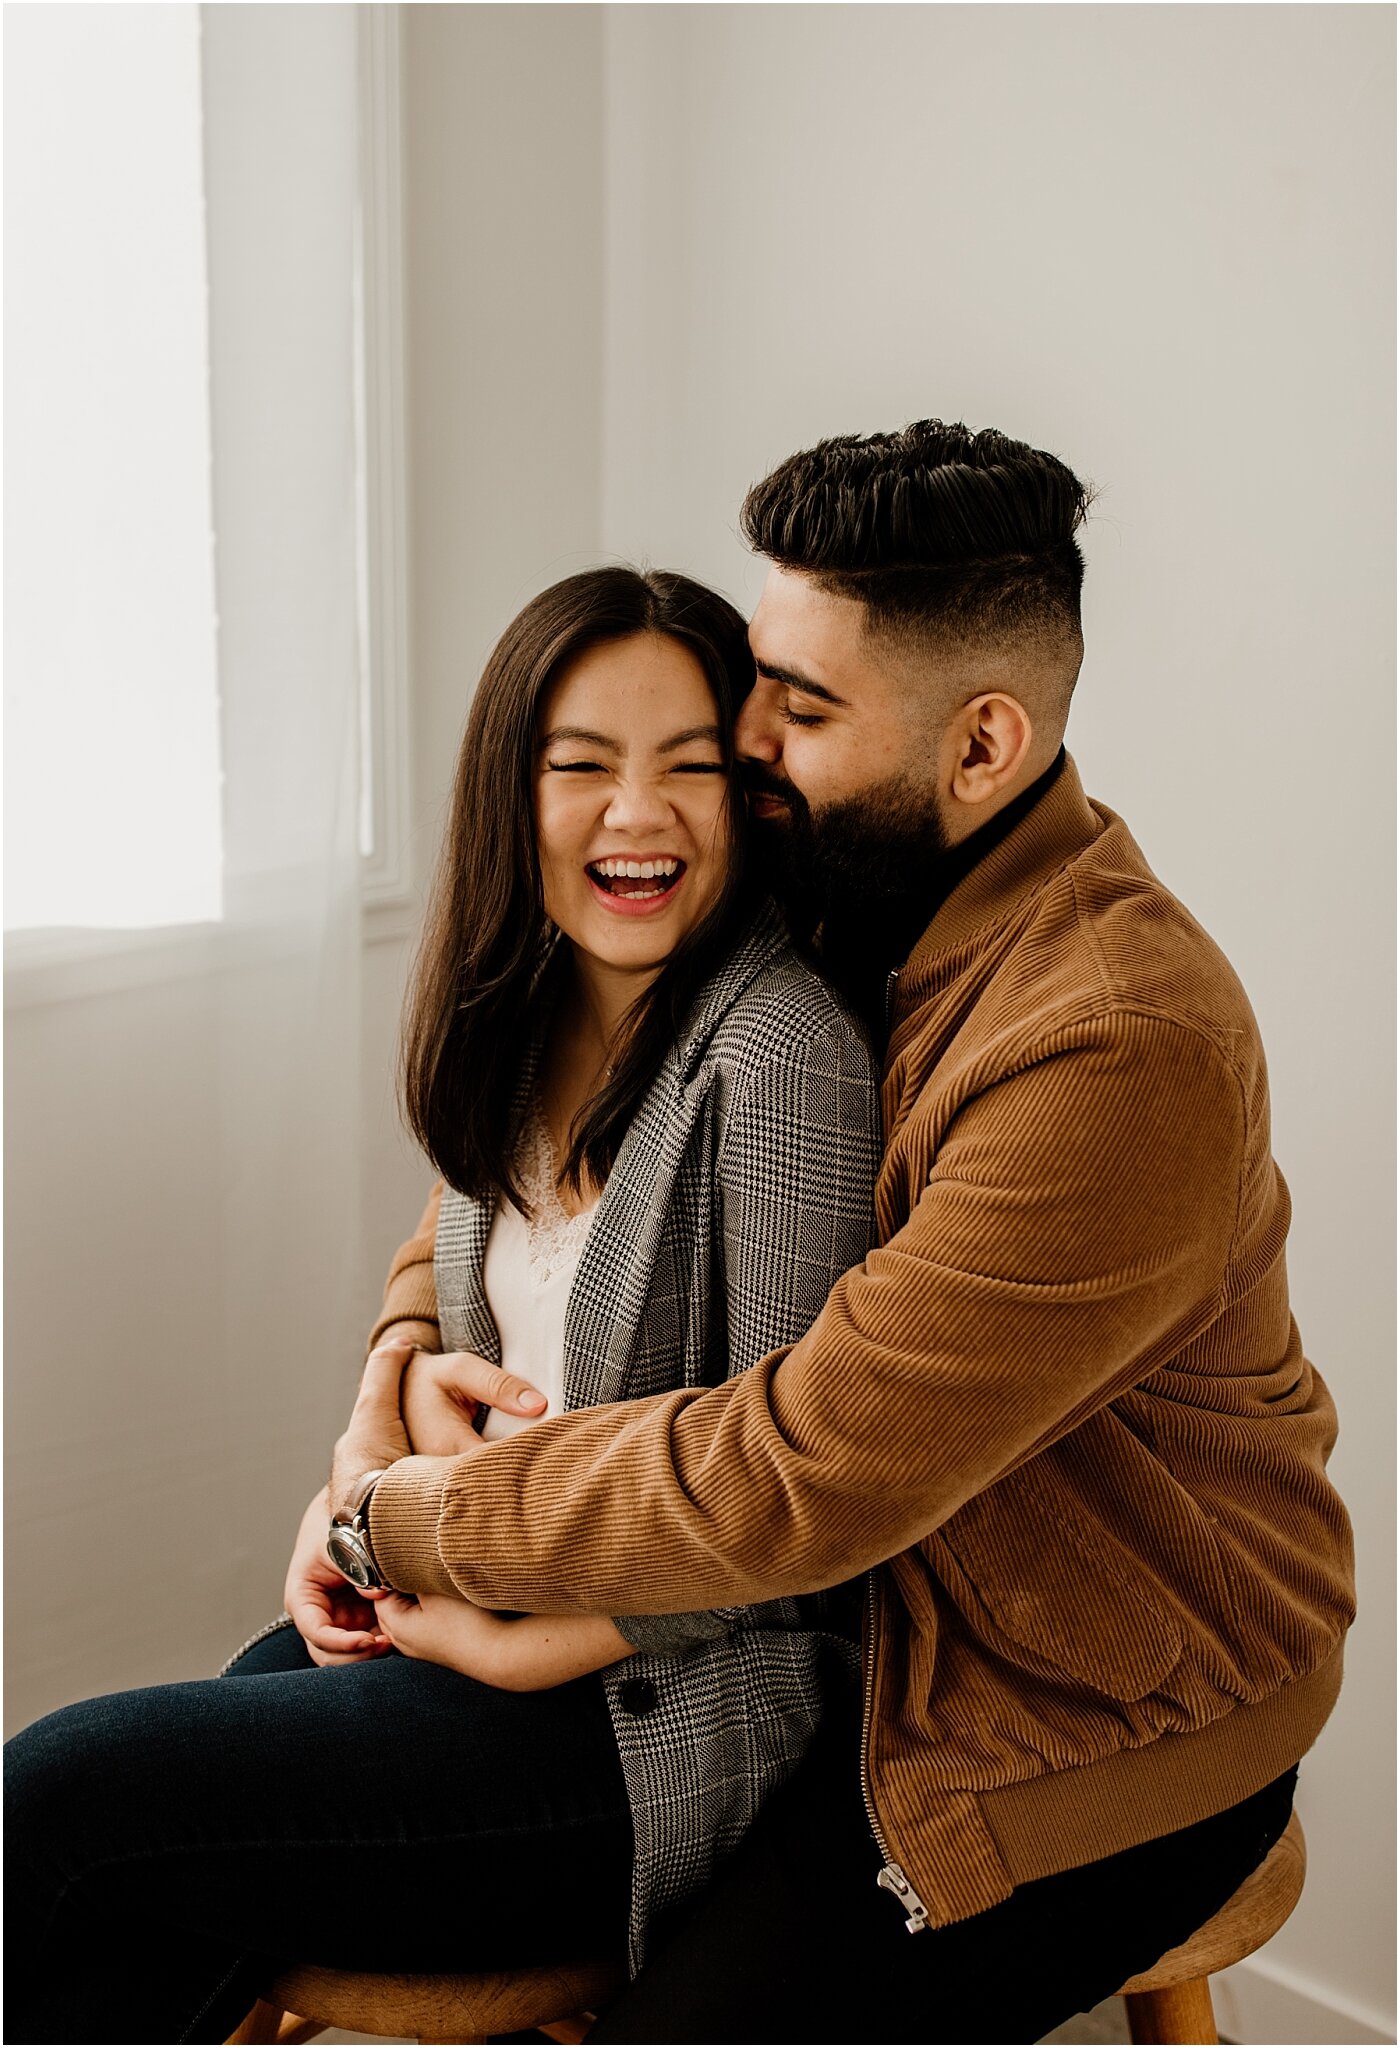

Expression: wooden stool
xmin=1116 ymin=1812 xmax=1306 ymax=2044
xmin=227 ymin=1955 xmax=626 ymax=2046
xmin=227 ymin=1815 xmax=1305 ymax=2047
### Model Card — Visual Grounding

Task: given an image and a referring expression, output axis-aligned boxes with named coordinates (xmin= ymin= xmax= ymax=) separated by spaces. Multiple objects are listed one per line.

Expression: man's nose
xmin=735 ymin=690 xmax=781 ymax=764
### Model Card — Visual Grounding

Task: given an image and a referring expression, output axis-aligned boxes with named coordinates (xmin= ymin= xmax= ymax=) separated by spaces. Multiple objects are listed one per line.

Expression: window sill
xmin=4 ymin=923 xmax=224 ymax=1010
xmin=6 ymin=888 xmax=420 ymax=1009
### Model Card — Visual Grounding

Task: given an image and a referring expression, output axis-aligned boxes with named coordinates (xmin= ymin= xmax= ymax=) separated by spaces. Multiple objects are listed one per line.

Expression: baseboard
xmin=1213 ymin=1954 xmax=1395 ymax=2045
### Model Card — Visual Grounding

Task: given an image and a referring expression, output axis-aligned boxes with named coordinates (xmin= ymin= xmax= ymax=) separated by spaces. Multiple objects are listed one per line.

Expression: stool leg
xmin=225 ymin=2001 xmax=287 ymax=2045
xmin=1123 ymin=1978 xmax=1220 ymax=2045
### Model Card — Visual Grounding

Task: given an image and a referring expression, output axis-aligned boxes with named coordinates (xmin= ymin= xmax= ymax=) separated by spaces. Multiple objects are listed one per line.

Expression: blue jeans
xmin=6 ymin=1619 xmax=1300 ymax=2045
xmin=4 ymin=1620 xmax=634 ymax=2044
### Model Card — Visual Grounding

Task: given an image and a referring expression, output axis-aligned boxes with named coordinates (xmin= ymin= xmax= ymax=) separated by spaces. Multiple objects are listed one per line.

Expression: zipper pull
xmin=884 ymin=967 xmax=900 ymax=1028
xmin=876 ymin=1860 xmax=931 ymax=1933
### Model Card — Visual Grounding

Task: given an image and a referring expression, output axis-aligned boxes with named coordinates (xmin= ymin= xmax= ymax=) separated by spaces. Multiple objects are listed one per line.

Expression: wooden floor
xmin=1044 ymin=1994 xmax=1134 ymax=2042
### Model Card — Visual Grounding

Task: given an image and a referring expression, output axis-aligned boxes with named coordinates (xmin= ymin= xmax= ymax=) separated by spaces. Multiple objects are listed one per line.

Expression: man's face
xmin=737 ymin=566 xmax=951 ymax=907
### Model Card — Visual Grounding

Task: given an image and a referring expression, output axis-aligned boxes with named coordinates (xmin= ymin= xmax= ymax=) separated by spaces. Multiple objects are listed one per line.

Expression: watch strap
xmin=340 ymin=1468 xmax=388 ymax=1526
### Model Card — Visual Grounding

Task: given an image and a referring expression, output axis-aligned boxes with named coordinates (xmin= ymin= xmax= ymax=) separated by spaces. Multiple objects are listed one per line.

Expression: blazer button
xmin=618 ymin=1676 xmax=659 ymax=1717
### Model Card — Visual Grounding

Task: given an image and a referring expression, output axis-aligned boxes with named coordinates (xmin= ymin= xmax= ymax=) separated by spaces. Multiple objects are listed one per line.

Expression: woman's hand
xmin=284 ymin=1486 xmax=392 ymax=1665
xmin=400 ymin=1348 xmax=547 ymax=1456
xmin=376 ymin=1592 xmax=637 ymax=1692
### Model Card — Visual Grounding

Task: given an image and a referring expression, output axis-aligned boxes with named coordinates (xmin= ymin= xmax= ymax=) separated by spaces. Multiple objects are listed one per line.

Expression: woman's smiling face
xmin=534 ymin=632 xmax=734 ymax=982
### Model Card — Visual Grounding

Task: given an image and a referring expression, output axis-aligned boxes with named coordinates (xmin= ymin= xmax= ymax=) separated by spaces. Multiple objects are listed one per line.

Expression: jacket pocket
xmin=937 ymin=1472 xmax=1183 ymax=1703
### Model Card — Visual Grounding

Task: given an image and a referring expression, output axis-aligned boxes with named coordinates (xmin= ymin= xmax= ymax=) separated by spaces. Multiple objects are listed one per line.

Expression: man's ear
xmin=946 ymin=693 xmax=1035 ymax=808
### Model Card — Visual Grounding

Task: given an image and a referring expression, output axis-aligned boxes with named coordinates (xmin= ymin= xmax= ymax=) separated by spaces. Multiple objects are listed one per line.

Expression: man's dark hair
xmin=741 ymin=420 xmax=1092 ymax=659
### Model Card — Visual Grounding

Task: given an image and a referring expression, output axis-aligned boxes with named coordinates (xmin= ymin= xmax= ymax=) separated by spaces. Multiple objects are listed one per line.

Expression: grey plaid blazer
xmin=433 ymin=900 xmax=880 ymax=1971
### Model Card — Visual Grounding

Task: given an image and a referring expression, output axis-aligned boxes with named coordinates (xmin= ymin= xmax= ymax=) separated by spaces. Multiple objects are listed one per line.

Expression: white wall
xmin=596 ymin=7 xmax=1394 ymax=2039
xmin=402 ymin=4 xmax=605 ymax=824
xmin=4 ymin=6 xmax=367 ymax=1729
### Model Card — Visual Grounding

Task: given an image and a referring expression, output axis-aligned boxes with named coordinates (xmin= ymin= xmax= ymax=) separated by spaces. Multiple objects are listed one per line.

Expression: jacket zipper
xmin=859 ymin=1570 xmax=931 ymax=1933
xmin=867 ymin=966 xmax=929 ymax=1931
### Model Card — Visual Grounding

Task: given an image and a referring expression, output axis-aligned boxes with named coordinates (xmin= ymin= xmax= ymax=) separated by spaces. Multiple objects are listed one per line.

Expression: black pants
xmin=595 ymin=1701 xmax=1297 ymax=2044
xmin=5 ymin=1621 xmax=1295 ymax=2045
xmin=4 ymin=1622 xmax=634 ymax=2045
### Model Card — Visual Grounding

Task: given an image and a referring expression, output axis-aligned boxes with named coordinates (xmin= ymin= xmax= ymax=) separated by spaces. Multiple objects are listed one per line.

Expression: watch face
xmin=326 ymin=1526 xmax=374 ymax=1590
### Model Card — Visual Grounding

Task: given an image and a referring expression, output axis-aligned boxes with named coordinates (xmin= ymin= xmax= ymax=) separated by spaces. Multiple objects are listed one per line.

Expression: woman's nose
xmin=603 ymin=777 xmax=675 ymax=835
xmin=735 ymin=691 xmax=781 ymax=764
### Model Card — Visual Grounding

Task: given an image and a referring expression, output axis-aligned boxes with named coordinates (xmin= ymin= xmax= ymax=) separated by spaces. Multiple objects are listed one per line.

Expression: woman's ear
xmin=946 ymin=693 xmax=1035 ymax=809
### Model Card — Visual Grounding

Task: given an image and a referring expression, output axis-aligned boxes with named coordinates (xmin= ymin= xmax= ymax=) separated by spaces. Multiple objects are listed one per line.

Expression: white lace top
xmin=479 ymin=1102 xmax=599 ymax=1442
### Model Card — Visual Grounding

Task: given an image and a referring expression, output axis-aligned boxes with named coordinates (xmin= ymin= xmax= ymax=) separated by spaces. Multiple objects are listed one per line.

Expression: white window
xmin=4 ymin=5 xmax=222 ymax=934
xmin=4 ymin=6 xmax=412 ymax=959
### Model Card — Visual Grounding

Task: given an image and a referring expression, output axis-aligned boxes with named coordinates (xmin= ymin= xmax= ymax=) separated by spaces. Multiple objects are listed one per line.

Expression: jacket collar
xmin=675 ymin=896 xmax=793 ymax=1082
xmin=900 ymin=752 xmax=1104 ymax=988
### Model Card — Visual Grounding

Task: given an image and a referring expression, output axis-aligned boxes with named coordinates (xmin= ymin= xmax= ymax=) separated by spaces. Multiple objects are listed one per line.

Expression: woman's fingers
xmin=306 ymin=1636 xmax=393 ymax=1668
xmin=289 ymin=1579 xmax=390 ymax=1659
xmin=307 ymin=1619 xmax=388 ymax=1655
xmin=437 ymin=1351 xmax=548 ymax=1419
xmin=374 ymin=1592 xmax=420 ymax=1651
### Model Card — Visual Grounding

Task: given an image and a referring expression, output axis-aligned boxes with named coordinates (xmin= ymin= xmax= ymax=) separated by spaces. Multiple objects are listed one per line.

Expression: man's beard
xmin=745 ymin=765 xmax=949 ymax=1034
xmin=745 ymin=766 xmax=949 ymax=926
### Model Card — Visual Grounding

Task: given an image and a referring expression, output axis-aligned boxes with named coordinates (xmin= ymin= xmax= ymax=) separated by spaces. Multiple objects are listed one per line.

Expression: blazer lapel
xmin=563 ymin=899 xmax=791 ymax=1409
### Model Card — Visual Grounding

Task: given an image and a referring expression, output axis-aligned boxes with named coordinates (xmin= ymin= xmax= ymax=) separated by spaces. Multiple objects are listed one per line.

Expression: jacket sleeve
xmin=615 ymin=1012 xmax=880 ymax=1655
xmin=369 ymin=1015 xmax=1250 ymax=1611
xmin=366 ymin=1180 xmax=444 ymax=1354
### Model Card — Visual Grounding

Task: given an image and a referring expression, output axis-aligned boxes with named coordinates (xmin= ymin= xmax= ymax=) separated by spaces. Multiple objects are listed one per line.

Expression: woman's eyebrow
xmin=539 ymin=724 xmax=723 ymax=753
xmin=753 ymin=658 xmax=849 ymax=709
xmin=657 ymin=724 xmax=724 ymax=753
xmin=539 ymin=726 xmax=619 ymax=749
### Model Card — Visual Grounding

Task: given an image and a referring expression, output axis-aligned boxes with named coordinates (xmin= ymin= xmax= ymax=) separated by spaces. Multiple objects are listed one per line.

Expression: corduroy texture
xmin=370 ymin=755 xmax=1355 ymax=1925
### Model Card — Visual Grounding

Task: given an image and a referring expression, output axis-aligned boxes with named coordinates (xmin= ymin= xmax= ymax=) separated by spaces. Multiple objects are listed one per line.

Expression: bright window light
xmin=4 ymin=5 xmax=222 ymax=932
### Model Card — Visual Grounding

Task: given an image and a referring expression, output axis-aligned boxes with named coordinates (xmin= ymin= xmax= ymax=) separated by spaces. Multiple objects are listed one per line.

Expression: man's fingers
xmin=440 ymin=1352 xmax=548 ymax=1419
xmin=357 ymin=1338 xmax=417 ymax=1412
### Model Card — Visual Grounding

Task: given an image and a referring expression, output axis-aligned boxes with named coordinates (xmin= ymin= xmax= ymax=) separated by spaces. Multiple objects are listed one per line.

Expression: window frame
xmin=356 ymin=4 xmax=416 ymax=948
xmin=5 ymin=5 xmax=415 ymax=1011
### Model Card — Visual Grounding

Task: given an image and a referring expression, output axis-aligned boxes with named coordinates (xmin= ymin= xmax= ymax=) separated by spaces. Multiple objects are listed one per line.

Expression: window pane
xmin=3 ymin=4 xmax=222 ymax=931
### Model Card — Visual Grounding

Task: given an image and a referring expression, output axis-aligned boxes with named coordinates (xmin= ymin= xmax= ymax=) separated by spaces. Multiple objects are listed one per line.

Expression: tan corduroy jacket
xmin=369 ymin=757 xmax=1355 ymax=1929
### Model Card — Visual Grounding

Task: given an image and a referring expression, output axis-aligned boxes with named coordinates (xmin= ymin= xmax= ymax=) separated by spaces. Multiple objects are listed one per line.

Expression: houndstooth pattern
xmin=434 ymin=901 xmax=880 ymax=1971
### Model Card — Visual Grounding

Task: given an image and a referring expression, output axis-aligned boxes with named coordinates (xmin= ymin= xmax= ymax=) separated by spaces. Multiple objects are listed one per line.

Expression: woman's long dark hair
xmin=402 ymin=566 xmax=757 ymax=1209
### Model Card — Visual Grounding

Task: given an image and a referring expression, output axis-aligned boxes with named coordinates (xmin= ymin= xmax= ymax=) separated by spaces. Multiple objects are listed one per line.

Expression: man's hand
xmin=284 ymin=1486 xmax=392 ymax=1665
xmin=329 ymin=1338 xmax=551 ymax=1522
xmin=401 ymin=1348 xmax=548 ymax=1456
xmin=328 ymin=1337 xmax=419 ymax=1522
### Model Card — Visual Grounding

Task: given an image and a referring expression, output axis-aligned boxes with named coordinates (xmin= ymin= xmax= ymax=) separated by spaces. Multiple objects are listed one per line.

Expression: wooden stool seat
xmin=1116 ymin=1811 xmax=1306 ymax=2043
xmin=229 ymin=1814 xmax=1306 ymax=2047
xmin=230 ymin=1953 xmax=626 ymax=2045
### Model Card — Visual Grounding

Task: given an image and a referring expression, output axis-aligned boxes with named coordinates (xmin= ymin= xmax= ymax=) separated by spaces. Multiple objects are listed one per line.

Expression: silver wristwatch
xmin=326 ymin=1469 xmax=393 ymax=1592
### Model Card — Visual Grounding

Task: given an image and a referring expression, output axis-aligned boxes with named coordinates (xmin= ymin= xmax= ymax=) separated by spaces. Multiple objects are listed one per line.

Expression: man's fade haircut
xmin=740 ymin=420 xmax=1093 ymax=689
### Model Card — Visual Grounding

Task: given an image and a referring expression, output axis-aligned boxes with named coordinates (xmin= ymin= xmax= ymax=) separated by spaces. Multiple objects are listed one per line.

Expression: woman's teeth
xmin=588 ymin=857 xmax=683 ymax=899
